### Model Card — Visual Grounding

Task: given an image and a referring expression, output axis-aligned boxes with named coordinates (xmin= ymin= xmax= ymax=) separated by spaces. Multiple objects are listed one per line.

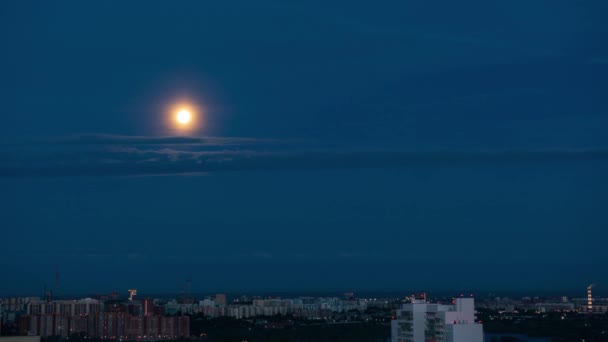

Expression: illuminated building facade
xmin=391 ymin=298 xmax=483 ymax=342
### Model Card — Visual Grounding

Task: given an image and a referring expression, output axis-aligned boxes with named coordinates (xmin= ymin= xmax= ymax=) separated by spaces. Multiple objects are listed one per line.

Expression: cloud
xmin=1 ymin=134 xmax=607 ymax=178
xmin=52 ymin=134 xmax=277 ymax=146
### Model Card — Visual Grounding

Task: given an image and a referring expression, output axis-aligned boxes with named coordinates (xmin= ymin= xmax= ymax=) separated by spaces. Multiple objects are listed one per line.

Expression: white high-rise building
xmin=391 ymin=297 xmax=483 ymax=342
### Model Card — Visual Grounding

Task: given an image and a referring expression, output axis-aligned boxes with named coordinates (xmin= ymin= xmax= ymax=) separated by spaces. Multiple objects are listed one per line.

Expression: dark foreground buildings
xmin=11 ymin=298 xmax=189 ymax=339
xmin=19 ymin=313 xmax=189 ymax=339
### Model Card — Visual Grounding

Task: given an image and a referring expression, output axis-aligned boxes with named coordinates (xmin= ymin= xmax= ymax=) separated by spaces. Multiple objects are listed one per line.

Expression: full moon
xmin=166 ymin=100 xmax=202 ymax=133
xmin=176 ymin=109 xmax=192 ymax=125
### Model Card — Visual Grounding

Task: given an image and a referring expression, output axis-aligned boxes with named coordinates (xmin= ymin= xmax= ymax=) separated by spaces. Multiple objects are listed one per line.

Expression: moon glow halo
xmin=166 ymin=101 xmax=202 ymax=134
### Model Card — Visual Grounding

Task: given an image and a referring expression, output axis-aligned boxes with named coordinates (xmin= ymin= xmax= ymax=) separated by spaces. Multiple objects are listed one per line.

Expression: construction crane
xmin=128 ymin=289 xmax=137 ymax=301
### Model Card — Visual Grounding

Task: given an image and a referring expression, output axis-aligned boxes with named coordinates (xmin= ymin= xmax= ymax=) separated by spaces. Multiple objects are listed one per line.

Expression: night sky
xmin=1 ymin=0 xmax=607 ymax=295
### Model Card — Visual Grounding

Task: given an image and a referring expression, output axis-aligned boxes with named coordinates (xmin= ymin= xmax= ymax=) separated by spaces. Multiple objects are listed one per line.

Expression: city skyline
xmin=2 ymin=284 xmax=607 ymax=302
xmin=4 ymin=288 xmax=607 ymax=340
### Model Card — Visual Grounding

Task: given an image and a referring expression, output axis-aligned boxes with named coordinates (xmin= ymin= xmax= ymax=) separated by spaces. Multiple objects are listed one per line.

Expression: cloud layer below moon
xmin=1 ymin=134 xmax=607 ymax=178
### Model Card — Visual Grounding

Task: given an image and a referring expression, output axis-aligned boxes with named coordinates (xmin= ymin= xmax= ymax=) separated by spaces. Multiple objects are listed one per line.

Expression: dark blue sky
xmin=1 ymin=0 xmax=607 ymax=296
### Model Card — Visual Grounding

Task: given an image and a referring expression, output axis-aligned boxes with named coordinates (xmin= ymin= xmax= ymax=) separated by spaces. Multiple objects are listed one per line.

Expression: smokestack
xmin=587 ymin=284 xmax=594 ymax=313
